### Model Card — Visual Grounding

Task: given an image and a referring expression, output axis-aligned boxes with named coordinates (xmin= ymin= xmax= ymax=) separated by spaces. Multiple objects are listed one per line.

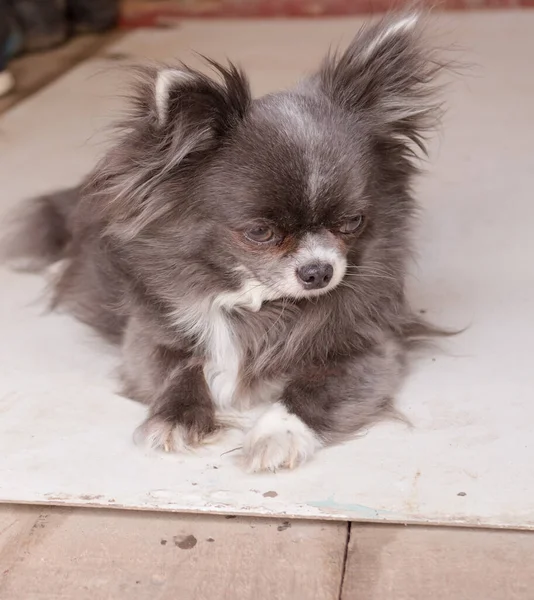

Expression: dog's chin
xmin=299 ymin=285 xmax=338 ymax=299
xmin=262 ymin=275 xmax=343 ymax=303
xmin=286 ymin=284 xmax=339 ymax=301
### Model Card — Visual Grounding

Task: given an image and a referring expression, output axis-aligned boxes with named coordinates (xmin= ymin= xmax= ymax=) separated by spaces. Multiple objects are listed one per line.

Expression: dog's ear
xmin=148 ymin=60 xmax=251 ymax=149
xmin=317 ymin=12 xmax=443 ymax=155
xmin=86 ymin=61 xmax=251 ymax=237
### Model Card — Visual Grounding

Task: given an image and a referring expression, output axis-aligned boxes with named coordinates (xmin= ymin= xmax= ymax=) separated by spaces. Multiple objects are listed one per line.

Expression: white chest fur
xmin=203 ymin=306 xmax=241 ymax=409
xmin=172 ymin=276 xmax=281 ymax=410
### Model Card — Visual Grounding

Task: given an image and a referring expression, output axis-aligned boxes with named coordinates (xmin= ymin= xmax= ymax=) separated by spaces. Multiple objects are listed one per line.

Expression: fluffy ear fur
xmin=85 ymin=61 xmax=251 ymax=237
xmin=317 ymin=11 xmax=443 ymax=156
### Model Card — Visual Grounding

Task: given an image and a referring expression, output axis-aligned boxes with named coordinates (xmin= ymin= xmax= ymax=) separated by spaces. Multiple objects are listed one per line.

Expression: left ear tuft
xmin=154 ymin=68 xmax=196 ymax=125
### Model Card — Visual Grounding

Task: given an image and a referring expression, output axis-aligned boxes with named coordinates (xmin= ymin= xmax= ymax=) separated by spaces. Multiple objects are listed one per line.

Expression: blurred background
xmin=1 ymin=0 xmax=533 ymax=107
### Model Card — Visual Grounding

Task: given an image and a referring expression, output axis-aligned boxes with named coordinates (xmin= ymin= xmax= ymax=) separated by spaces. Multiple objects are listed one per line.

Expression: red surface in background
xmin=120 ymin=0 xmax=534 ymax=27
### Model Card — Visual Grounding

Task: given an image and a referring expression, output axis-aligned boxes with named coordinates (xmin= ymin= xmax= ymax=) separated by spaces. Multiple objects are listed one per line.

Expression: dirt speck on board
xmin=263 ymin=491 xmax=278 ymax=498
xmin=174 ymin=534 xmax=197 ymax=550
xmin=457 ymin=492 xmax=467 ymax=497
xmin=206 ymin=537 xmax=215 ymax=542
xmin=225 ymin=515 xmax=236 ymax=519
xmin=160 ymin=539 xmax=167 ymax=545
xmin=30 ymin=514 xmax=49 ymax=533
xmin=277 ymin=521 xmax=291 ymax=532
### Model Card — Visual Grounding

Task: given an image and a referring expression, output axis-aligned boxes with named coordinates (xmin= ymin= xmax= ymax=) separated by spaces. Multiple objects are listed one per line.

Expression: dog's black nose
xmin=296 ymin=262 xmax=334 ymax=290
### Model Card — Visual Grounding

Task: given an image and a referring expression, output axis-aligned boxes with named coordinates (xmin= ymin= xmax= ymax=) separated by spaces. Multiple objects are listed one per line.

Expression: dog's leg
xmin=134 ymin=363 xmax=221 ymax=452
xmin=123 ymin=317 xmax=220 ymax=451
xmin=243 ymin=338 xmax=405 ymax=471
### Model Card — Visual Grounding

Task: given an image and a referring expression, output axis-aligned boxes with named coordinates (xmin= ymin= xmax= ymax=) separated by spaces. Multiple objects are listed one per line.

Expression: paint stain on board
xmin=174 ymin=535 xmax=197 ymax=550
xmin=277 ymin=521 xmax=291 ymax=532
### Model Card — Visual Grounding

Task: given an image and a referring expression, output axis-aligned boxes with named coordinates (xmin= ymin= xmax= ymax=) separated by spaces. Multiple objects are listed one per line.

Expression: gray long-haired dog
xmin=5 ymin=12 xmax=448 ymax=471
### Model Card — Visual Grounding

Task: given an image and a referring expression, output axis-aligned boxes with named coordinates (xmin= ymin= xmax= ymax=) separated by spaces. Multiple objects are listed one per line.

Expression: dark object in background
xmin=0 ymin=0 xmax=118 ymax=97
xmin=0 ymin=1 xmax=23 ymax=65
xmin=67 ymin=0 xmax=119 ymax=33
xmin=10 ymin=0 xmax=118 ymax=52
xmin=10 ymin=0 xmax=67 ymax=51
xmin=0 ymin=0 xmax=22 ymax=95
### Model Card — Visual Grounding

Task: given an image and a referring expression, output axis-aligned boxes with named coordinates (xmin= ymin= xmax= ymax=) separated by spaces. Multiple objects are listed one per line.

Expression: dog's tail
xmin=1 ymin=187 xmax=80 ymax=271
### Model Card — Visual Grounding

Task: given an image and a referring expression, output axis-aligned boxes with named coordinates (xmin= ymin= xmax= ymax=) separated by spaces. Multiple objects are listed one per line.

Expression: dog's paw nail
xmin=134 ymin=417 xmax=191 ymax=453
xmin=243 ymin=432 xmax=309 ymax=472
xmin=242 ymin=403 xmax=321 ymax=472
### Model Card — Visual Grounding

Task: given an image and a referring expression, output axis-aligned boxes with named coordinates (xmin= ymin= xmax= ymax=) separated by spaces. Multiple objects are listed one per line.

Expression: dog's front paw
xmin=243 ymin=403 xmax=322 ymax=472
xmin=134 ymin=414 xmax=221 ymax=453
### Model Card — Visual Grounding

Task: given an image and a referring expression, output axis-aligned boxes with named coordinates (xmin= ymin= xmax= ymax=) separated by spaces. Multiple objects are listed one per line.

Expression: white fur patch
xmin=171 ymin=274 xmax=281 ymax=410
xmin=134 ymin=417 xmax=192 ymax=453
xmin=134 ymin=415 xmax=225 ymax=453
xmin=44 ymin=257 xmax=68 ymax=282
xmin=365 ymin=13 xmax=419 ymax=57
xmin=155 ymin=69 xmax=194 ymax=125
xmin=214 ymin=274 xmax=281 ymax=313
xmin=243 ymin=402 xmax=323 ymax=472
xmin=205 ymin=277 xmax=281 ymax=410
xmin=202 ymin=306 xmax=240 ymax=410
xmin=265 ymin=100 xmax=325 ymax=203
xmin=307 ymin=162 xmax=326 ymax=202
xmin=297 ymin=234 xmax=347 ymax=285
xmin=278 ymin=232 xmax=347 ymax=299
xmin=272 ymin=98 xmax=321 ymax=142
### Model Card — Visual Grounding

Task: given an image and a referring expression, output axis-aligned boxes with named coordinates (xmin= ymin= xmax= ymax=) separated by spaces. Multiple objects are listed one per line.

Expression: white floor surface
xmin=0 ymin=12 xmax=533 ymax=528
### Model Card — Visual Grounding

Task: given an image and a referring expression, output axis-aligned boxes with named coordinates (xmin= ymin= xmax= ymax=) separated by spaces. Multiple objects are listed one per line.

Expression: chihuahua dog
xmin=6 ymin=12 xmax=447 ymax=471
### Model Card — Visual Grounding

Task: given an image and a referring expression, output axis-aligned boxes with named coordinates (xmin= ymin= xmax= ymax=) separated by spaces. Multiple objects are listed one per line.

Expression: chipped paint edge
xmin=1 ymin=494 xmax=533 ymax=531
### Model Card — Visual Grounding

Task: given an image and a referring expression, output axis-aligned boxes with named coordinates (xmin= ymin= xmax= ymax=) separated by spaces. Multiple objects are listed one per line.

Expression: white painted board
xmin=1 ymin=13 xmax=533 ymax=528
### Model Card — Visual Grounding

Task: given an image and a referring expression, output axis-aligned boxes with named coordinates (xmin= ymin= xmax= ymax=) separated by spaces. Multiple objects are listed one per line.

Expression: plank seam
xmin=338 ymin=522 xmax=352 ymax=600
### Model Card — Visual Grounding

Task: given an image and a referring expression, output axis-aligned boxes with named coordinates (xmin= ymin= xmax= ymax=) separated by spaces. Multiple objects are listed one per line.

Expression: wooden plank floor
xmin=2 ymin=505 xmax=534 ymax=599
xmin=343 ymin=524 xmax=534 ymax=600
xmin=0 ymin=505 xmax=347 ymax=600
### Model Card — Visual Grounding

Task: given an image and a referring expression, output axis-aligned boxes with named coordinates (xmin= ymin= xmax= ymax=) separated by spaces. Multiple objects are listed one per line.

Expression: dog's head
xmin=91 ymin=13 xmax=443 ymax=306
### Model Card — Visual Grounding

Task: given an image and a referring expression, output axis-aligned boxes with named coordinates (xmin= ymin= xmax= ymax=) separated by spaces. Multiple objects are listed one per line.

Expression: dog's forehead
xmin=214 ymin=94 xmax=370 ymax=227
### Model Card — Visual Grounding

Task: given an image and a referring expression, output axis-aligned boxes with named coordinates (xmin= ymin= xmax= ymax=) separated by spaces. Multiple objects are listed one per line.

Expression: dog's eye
xmin=338 ymin=216 xmax=365 ymax=234
xmin=244 ymin=226 xmax=275 ymax=243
